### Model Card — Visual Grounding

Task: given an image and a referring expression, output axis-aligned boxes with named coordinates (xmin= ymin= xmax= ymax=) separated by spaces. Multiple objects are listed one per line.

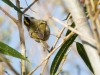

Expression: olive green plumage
xmin=24 ymin=16 xmax=50 ymax=48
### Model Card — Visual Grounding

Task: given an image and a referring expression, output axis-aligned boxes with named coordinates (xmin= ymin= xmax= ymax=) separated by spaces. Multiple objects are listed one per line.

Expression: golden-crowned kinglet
xmin=24 ymin=16 xmax=50 ymax=49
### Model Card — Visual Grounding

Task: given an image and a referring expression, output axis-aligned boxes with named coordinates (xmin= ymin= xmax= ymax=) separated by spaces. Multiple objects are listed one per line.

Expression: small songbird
xmin=24 ymin=16 xmax=50 ymax=49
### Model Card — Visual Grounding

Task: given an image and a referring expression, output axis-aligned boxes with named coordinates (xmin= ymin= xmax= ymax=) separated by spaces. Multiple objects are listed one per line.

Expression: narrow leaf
xmin=76 ymin=42 xmax=94 ymax=73
xmin=50 ymin=23 xmax=77 ymax=75
xmin=63 ymin=13 xmax=71 ymax=21
xmin=2 ymin=0 xmax=23 ymax=14
xmin=50 ymin=34 xmax=77 ymax=75
xmin=65 ymin=22 xmax=75 ymax=36
xmin=0 ymin=42 xmax=28 ymax=61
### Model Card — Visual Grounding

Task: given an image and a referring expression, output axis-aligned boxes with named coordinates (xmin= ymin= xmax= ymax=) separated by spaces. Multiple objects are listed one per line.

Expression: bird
xmin=24 ymin=16 xmax=50 ymax=49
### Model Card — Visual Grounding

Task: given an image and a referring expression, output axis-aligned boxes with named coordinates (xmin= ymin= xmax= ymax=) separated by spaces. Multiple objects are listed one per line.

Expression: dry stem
xmin=0 ymin=54 xmax=19 ymax=75
xmin=85 ymin=0 xmax=100 ymax=54
xmin=23 ymin=0 xmax=38 ymax=13
xmin=28 ymin=32 xmax=74 ymax=75
xmin=16 ymin=0 xmax=26 ymax=75
xmin=51 ymin=17 xmax=96 ymax=43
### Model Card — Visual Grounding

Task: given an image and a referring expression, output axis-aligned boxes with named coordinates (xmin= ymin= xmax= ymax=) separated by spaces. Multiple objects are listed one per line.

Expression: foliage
xmin=0 ymin=42 xmax=29 ymax=62
xmin=1 ymin=0 xmax=99 ymax=75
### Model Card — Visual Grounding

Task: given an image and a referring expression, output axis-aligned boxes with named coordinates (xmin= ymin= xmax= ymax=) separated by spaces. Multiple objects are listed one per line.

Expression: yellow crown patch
xmin=24 ymin=18 xmax=29 ymax=25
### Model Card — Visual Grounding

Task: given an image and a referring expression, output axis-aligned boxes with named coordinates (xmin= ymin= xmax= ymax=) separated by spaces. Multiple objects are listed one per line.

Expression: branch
xmin=40 ymin=60 xmax=48 ymax=75
xmin=28 ymin=32 xmax=74 ymax=75
xmin=56 ymin=48 xmax=71 ymax=74
xmin=39 ymin=13 xmax=72 ymax=74
xmin=0 ymin=6 xmax=18 ymax=24
xmin=65 ymin=0 xmax=100 ymax=75
xmin=23 ymin=0 xmax=38 ymax=13
xmin=16 ymin=0 xmax=26 ymax=75
xmin=85 ymin=0 xmax=100 ymax=54
xmin=39 ymin=0 xmax=96 ymax=44
xmin=51 ymin=17 xmax=96 ymax=43
xmin=0 ymin=5 xmax=20 ymax=75
xmin=0 ymin=54 xmax=19 ymax=75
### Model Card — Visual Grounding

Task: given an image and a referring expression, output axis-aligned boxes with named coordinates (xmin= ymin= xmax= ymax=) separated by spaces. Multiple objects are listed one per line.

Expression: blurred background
xmin=0 ymin=0 xmax=93 ymax=75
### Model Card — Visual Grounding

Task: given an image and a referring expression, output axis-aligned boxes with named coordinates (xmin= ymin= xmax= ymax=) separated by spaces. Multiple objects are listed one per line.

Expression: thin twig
xmin=38 ymin=0 xmax=61 ymax=34
xmin=40 ymin=60 xmax=48 ymax=75
xmin=85 ymin=0 xmax=100 ymax=54
xmin=56 ymin=48 xmax=71 ymax=74
xmin=37 ymin=0 xmax=96 ymax=44
xmin=51 ymin=13 xmax=71 ymax=50
xmin=0 ymin=54 xmax=19 ymax=75
xmin=28 ymin=32 xmax=74 ymax=75
xmin=0 ymin=5 xmax=22 ymax=75
xmin=90 ymin=0 xmax=95 ymax=11
xmin=51 ymin=16 xmax=96 ymax=43
xmin=39 ymin=13 xmax=72 ymax=75
xmin=50 ymin=14 xmax=72 ymax=75
xmin=96 ymin=17 xmax=100 ymax=39
xmin=0 ymin=6 xmax=18 ymax=24
xmin=66 ymin=0 xmax=100 ymax=75
xmin=37 ymin=3 xmax=70 ymax=75
xmin=4 ymin=70 xmax=10 ymax=75
xmin=93 ymin=9 xmax=100 ymax=20
xmin=23 ymin=0 xmax=38 ymax=13
xmin=16 ymin=0 xmax=26 ymax=75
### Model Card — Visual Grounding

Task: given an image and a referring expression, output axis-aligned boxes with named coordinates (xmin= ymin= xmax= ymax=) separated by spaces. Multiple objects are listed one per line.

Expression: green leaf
xmin=50 ymin=34 xmax=77 ymax=75
xmin=2 ymin=0 xmax=23 ymax=14
xmin=0 ymin=42 xmax=29 ymax=62
xmin=76 ymin=42 xmax=94 ymax=73
xmin=50 ymin=23 xmax=77 ymax=75
xmin=65 ymin=22 xmax=75 ymax=36
xmin=50 ymin=22 xmax=77 ymax=75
